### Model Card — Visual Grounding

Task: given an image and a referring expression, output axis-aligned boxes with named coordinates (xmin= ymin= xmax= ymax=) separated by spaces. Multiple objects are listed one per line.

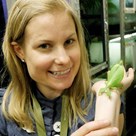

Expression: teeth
xmin=52 ymin=69 xmax=70 ymax=76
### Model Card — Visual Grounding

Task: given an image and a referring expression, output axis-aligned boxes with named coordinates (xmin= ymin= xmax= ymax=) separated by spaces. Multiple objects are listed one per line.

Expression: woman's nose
xmin=54 ymin=47 xmax=70 ymax=65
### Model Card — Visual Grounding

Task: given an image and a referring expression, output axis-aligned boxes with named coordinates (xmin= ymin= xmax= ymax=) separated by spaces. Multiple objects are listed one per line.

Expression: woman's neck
xmin=37 ymin=86 xmax=64 ymax=100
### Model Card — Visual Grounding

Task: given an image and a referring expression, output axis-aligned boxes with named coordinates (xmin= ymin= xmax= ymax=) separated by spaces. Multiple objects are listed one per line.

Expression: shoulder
xmin=0 ymin=88 xmax=6 ymax=104
xmin=0 ymin=108 xmax=37 ymax=136
xmin=0 ymin=88 xmax=7 ymax=135
xmin=0 ymin=106 xmax=8 ymax=135
xmin=0 ymin=88 xmax=37 ymax=136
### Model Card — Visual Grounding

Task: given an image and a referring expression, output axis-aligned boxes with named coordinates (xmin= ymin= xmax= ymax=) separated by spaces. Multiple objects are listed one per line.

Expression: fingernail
xmin=112 ymin=127 xmax=119 ymax=134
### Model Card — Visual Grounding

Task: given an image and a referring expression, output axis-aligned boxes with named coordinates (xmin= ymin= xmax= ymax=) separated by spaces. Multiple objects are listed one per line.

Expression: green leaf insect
xmin=99 ymin=60 xmax=124 ymax=98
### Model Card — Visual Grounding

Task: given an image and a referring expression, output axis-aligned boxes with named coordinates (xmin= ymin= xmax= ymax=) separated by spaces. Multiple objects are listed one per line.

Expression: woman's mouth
xmin=49 ymin=68 xmax=71 ymax=76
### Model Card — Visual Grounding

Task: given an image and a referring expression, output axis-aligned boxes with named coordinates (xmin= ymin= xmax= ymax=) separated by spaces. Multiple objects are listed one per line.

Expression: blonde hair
xmin=2 ymin=0 xmax=92 ymax=131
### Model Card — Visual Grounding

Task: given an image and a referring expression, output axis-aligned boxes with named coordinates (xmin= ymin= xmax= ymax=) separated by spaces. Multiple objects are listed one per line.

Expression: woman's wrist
xmin=95 ymin=90 xmax=121 ymax=124
xmin=96 ymin=89 xmax=121 ymax=100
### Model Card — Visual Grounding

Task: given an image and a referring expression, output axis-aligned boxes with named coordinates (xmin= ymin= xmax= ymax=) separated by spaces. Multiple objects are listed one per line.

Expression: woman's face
xmin=17 ymin=11 xmax=81 ymax=98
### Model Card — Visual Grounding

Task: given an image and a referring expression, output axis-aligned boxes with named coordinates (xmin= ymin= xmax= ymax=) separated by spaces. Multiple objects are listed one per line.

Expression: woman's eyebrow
xmin=67 ymin=32 xmax=76 ymax=38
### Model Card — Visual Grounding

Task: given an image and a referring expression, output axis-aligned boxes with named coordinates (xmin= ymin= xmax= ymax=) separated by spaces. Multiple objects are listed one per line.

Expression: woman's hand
xmin=91 ymin=67 xmax=134 ymax=136
xmin=92 ymin=67 xmax=134 ymax=95
xmin=120 ymin=68 xmax=134 ymax=93
xmin=71 ymin=120 xmax=118 ymax=136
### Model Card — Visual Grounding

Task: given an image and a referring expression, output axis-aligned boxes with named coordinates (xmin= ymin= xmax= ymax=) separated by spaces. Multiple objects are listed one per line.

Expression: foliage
xmin=80 ymin=0 xmax=117 ymax=14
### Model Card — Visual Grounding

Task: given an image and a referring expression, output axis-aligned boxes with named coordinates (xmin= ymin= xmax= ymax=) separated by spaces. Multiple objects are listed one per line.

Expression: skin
xmin=71 ymin=120 xmax=119 ymax=136
xmin=12 ymin=10 xmax=134 ymax=136
xmin=13 ymin=10 xmax=80 ymax=99
xmin=72 ymin=68 xmax=134 ymax=136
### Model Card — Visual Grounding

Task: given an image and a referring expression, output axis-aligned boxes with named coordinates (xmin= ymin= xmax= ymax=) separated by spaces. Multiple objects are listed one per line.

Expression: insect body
xmin=99 ymin=61 xmax=124 ymax=98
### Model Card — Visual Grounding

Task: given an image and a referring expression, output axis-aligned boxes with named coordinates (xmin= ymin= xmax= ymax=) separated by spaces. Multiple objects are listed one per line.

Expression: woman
xmin=0 ymin=0 xmax=134 ymax=135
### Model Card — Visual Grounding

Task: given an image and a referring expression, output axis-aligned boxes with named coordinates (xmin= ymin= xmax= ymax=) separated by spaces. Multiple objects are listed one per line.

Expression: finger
xmin=120 ymin=68 xmax=134 ymax=93
xmin=122 ymin=68 xmax=134 ymax=85
xmin=127 ymin=68 xmax=134 ymax=81
xmin=86 ymin=127 xmax=119 ymax=136
xmin=71 ymin=120 xmax=110 ymax=136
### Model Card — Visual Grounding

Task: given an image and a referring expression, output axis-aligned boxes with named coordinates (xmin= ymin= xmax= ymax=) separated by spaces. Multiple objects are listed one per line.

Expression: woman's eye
xmin=65 ymin=39 xmax=74 ymax=46
xmin=39 ymin=44 xmax=50 ymax=49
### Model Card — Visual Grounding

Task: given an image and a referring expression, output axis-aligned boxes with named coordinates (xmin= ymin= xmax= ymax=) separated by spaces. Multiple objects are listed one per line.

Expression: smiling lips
xmin=49 ymin=68 xmax=71 ymax=76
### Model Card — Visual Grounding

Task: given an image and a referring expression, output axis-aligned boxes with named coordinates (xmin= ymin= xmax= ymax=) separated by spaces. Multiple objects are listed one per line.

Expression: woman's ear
xmin=11 ymin=41 xmax=25 ymax=61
